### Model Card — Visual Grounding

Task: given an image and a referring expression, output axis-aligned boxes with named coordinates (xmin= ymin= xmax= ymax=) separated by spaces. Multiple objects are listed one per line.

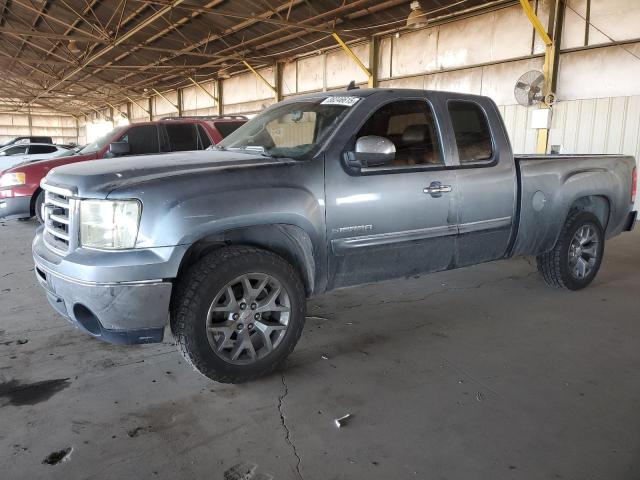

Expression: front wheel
xmin=536 ymin=211 xmax=605 ymax=290
xmin=34 ymin=190 xmax=45 ymax=223
xmin=171 ymin=246 xmax=306 ymax=383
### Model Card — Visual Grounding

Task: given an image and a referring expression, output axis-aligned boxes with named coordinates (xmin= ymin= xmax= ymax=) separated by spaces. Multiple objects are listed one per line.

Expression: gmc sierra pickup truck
xmin=32 ymin=89 xmax=637 ymax=383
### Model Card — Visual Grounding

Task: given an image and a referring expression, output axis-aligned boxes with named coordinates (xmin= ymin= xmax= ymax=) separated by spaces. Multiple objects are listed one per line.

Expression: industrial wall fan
xmin=514 ymin=70 xmax=556 ymax=107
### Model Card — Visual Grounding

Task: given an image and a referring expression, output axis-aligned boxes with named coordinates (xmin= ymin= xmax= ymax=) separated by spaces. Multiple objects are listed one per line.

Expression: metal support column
xmin=519 ymin=0 xmax=562 ymax=154
xmin=177 ymin=89 xmax=183 ymax=117
xmin=368 ymin=36 xmax=379 ymax=88
xmin=216 ymin=78 xmax=223 ymax=116
xmin=274 ymin=62 xmax=283 ymax=102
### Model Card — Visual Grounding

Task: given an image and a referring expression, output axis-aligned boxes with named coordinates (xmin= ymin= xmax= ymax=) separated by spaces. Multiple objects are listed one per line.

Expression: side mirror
xmin=108 ymin=141 xmax=130 ymax=157
xmin=345 ymin=135 xmax=395 ymax=168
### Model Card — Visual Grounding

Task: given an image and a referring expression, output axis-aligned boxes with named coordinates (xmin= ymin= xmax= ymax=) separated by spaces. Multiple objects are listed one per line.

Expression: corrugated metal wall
xmin=501 ymin=96 xmax=640 ymax=160
xmin=0 ymin=111 xmax=79 ymax=145
xmin=549 ymin=96 xmax=640 ymax=159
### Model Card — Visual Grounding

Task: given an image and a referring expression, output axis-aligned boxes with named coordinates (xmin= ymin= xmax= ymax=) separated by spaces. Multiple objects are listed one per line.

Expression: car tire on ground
xmin=34 ymin=190 xmax=45 ymax=223
xmin=171 ymin=246 xmax=306 ymax=383
xmin=536 ymin=211 xmax=605 ymax=290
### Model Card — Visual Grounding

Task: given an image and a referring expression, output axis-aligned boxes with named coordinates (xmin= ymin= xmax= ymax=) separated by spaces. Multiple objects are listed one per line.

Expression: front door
xmin=325 ymin=97 xmax=458 ymax=289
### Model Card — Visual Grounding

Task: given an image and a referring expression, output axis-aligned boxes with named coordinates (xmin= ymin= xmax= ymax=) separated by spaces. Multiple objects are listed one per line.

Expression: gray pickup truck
xmin=33 ymin=89 xmax=637 ymax=383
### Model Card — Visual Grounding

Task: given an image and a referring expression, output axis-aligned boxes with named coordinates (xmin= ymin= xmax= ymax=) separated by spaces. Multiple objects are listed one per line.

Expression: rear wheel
xmin=536 ymin=211 xmax=604 ymax=290
xmin=171 ymin=246 xmax=306 ymax=383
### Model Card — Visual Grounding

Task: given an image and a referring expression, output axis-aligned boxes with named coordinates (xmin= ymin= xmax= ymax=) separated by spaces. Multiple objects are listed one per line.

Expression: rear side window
xmin=166 ymin=124 xmax=201 ymax=152
xmin=119 ymin=125 xmax=160 ymax=155
xmin=215 ymin=121 xmax=245 ymax=139
xmin=448 ymin=101 xmax=493 ymax=164
xmin=29 ymin=145 xmax=57 ymax=154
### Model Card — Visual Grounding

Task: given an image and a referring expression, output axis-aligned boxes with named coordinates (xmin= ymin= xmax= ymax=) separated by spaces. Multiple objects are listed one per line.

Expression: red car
xmin=0 ymin=116 xmax=246 ymax=221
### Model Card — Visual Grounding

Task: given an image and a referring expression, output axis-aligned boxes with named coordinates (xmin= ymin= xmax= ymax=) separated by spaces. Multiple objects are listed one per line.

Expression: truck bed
xmin=510 ymin=154 xmax=636 ymax=257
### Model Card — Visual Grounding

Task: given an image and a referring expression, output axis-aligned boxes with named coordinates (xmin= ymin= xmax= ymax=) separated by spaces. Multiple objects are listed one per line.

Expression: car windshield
xmin=50 ymin=147 xmax=76 ymax=159
xmin=217 ymin=99 xmax=355 ymax=159
xmin=78 ymin=126 xmax=126 ymax=155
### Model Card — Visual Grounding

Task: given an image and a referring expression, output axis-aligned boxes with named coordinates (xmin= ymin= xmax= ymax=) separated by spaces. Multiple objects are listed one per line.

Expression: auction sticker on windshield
xmin=320 ymin=96 xmax=360 ymax=107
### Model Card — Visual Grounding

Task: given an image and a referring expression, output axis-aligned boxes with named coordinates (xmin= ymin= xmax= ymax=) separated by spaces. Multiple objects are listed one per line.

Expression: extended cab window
xmin=356 ymin=100 xmax=442 ymax=168
xmin=119 ymin=125 xmax=160 ymax=155
xmin=448 ymin=101 xmax=493 ymax=164
xmin=166 ymin=124 xmax=199 ymax=151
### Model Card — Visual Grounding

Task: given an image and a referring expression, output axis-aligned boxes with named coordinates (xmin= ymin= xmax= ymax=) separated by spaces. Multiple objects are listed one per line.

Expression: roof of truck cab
xmin=284 ymin=88 xmax=490 ymax=103
xmin=118 ymin=118 xmax=244 ymax=128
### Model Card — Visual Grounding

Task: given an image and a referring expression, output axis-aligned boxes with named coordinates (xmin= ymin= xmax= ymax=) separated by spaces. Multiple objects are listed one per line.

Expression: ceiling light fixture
xmin=406 ymin=1 xmax=428 ymax=29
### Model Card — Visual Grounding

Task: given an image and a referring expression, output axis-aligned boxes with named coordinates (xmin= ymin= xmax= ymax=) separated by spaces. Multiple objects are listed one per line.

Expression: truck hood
xmin=6 ymin=151 xmax=98 ymax=174
xmin=45 ymin=150 xmax=294 ymax=198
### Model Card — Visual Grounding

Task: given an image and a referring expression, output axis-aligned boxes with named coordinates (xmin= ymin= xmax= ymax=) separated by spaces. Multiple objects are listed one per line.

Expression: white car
xmin=0 ymin=143 xmax=71 ymax=172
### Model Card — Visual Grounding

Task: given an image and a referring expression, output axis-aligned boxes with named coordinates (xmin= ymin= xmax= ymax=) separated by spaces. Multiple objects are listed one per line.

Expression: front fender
xmin=132 ymin=186 xmax=324 ymax=249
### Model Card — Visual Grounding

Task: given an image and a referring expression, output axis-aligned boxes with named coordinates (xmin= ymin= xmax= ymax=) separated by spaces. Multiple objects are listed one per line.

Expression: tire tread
xmin=171 ymin=246 xmax=305 ymax=383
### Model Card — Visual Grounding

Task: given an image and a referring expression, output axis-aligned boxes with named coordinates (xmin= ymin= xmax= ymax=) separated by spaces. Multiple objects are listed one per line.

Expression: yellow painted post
xmin=152 ymin=88 xmax=179 ymax=113
xmin=188 ymin=77 xmax=219 ymax=106
xmin=519 ymin=0 xmax=554 ymax=154
xmin=332 ymin=32 xmax=374 ymax=88
xmin=242 ymin=60 xmax=278 ymax=96
xmin=126 ymin=95 xmax=150 ymax=117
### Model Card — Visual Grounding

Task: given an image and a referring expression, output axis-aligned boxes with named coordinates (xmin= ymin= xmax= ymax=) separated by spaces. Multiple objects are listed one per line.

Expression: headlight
xmin=80 ymin=199 xmax=141 ymax=249
xmin=0 ymin=172 xmax=26 ymax=187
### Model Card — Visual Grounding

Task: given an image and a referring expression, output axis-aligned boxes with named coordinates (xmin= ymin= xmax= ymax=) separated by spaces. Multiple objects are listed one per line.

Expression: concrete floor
xmin=1 ymin=219 xmax=639 ymax=480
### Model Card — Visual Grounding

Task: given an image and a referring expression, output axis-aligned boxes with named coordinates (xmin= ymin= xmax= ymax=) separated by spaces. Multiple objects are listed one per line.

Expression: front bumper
xmin=32 ymin=229 xmax=183 ymax=345
xmin=0 ymin=194 xmax=31 ymax=220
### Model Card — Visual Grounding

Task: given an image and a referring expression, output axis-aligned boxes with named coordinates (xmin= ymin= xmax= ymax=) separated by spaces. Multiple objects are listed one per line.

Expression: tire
xmin=34 ymin=190 xmax=45 ymax=223
xmin=171 ymin=246 xmax=306 ymax=383
xmin=536 ymin=211 xmax=605 ymax=290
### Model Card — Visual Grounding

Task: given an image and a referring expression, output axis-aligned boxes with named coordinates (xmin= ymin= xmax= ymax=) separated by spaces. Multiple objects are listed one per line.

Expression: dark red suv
xmin=0 ymin=116 xmax=246 ymax=221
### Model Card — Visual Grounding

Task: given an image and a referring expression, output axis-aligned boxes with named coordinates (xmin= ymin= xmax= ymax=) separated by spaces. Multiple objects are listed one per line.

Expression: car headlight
xmin=80 ymin=199 xmax=141 ymax=249
xmin=0 ymin=172 xmax=26 ymax=187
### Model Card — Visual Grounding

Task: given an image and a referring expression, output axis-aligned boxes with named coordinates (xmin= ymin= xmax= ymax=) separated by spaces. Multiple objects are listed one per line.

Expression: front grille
xmin=41 ymin=181 xmax=78 ymax=256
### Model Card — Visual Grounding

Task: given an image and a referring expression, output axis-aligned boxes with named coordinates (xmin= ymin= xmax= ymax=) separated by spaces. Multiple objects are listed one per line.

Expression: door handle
xmin=423 ymin=181 xmax=453 ymax=196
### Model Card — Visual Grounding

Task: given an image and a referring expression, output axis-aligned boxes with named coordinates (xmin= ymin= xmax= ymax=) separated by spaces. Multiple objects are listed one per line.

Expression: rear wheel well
xmin=175 ymin=225 xmax=315 ymax=298
xmin=568 ymin=195 xmax=610 ymax=230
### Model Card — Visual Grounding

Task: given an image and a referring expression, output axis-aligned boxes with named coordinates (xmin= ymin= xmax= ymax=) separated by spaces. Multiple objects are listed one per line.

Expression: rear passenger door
xmin=164 ymin=123 xmax=211 ymax=152
xmin=445 ymin=98 xmax=517 ymax=266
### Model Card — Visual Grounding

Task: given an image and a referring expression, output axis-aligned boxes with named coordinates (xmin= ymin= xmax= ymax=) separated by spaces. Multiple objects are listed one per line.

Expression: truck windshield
xmin=217 ymin=100 xmax=352 ymax=159
xmin=78 ymin=126 xmax=127 ymax=155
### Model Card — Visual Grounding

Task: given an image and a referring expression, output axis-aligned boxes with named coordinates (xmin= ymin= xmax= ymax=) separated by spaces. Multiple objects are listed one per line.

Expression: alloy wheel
xmin=206 ymin=273 xmax=291 ymax=364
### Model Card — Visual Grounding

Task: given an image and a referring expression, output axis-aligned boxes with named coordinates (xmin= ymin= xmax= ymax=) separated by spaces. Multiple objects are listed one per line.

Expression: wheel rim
xmin=206 ymin=273 xmax=291 ymax=365
xmin=568 ymin=224 xmax=599 ymax=280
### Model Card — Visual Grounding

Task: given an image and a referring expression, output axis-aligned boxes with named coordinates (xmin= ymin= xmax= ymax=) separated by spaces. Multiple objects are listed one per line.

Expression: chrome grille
xmin=41 ymin=181 xmax=78 ymax=256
